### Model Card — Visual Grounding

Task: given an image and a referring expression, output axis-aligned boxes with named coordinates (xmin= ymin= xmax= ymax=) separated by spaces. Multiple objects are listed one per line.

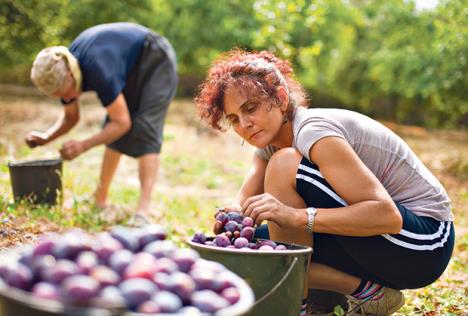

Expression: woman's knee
xmin=265 ymin=148 xmax=303 ymax=185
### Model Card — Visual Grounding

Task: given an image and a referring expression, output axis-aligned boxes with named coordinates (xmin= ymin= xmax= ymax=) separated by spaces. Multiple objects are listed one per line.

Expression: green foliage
xmin=0 ymin=0 xmax=69 ymax=69
xmin=0 ymin=0 xmax=466 ymax=127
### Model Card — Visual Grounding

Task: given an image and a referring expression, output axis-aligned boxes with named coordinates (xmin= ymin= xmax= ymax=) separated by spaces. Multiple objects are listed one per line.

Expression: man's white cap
xmin=30 ymin=46 xmax=81 ymax=96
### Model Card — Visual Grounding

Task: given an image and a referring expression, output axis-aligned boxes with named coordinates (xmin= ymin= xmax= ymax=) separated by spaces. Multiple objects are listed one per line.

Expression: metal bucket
xmin=187 ymin=238 xmax=313 ymax=316
xmin=0 ymin=248 xmax=255 ymax=316
xmin=7 ymin=159 xmax=63 ymax=205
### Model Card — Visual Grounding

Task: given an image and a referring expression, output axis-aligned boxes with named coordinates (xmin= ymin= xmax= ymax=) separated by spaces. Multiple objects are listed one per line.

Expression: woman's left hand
xmin=242 ymin=193 xmax=300 ymax=228
xmin=60 ymin=140 xmax=88 ymax=160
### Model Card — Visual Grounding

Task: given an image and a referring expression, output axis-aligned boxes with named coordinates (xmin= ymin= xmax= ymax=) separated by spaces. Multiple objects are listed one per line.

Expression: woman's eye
xmin=245 ymin=104 xmax=258 ymax=114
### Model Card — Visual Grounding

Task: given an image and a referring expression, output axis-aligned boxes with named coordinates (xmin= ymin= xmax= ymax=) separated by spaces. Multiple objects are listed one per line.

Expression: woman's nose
xmin=239 ymin=115 xmax=252 ymax=129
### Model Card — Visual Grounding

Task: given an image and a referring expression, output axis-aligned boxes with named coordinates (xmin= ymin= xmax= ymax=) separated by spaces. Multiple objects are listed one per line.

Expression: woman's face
xmin=223 ymin=85 xmax=287 ymax=148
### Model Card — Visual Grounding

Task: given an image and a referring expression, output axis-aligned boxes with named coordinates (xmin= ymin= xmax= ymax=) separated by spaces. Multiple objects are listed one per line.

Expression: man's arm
xmin=59 ymin=93 xmax=131 ymax=160
xmin=25 ymin=101 xmax=80 ymax=147
xmin=81 ymin=93 xmax=131 ymax=149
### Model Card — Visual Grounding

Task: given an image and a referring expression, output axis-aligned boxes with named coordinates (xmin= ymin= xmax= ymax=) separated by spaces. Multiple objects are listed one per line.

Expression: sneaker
xmin=127 ymin=213 xmax=151 ymax=227
xmin=346 ymin=287 xmax=405 ymax=316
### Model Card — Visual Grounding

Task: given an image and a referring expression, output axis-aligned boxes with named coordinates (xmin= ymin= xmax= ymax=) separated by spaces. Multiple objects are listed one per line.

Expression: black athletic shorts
xmin=255 ymin=157 xmax=455 ymax=290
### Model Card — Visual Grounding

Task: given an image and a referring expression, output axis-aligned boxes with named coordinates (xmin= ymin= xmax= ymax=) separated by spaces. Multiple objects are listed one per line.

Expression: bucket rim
xmin=7 ymin=158 xmax=63 ymax=168
xmin=187 ymin=237 xmax=313 ymax=256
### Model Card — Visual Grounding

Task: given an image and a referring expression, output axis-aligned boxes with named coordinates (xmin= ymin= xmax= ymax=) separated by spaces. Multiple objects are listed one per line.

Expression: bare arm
xmin=310 ymin=136 xmax=402 ymax=236
xmin=243 ymin=137 xmax=402 ymax=236
xmin=81 ymin=93 xmax=131 ymax=149
xmin=25 ymin=102 xmax=80 ymax=147
xmin=234 ymin=154 xmax=268 ymax=206
xmin=214 ymin=154 xmax=267 ymax=234
xmin=60 ymin=93 xmax=131 ymax=160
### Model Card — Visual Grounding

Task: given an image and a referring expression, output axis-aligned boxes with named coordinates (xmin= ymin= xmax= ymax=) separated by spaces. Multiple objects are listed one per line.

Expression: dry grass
xmin=0 ymin=88 xmax=467 ymax=315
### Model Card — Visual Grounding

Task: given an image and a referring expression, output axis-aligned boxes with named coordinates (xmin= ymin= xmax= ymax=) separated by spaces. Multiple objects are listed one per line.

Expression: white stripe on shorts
xmin=298 ymin=164 xmax=324 ymax=179
xmin=398 ymin=221 xmax=446 ymax=240
xmin=296 ymin=173 xmax=347 ymax=206
xmin=382 ymin=221 xmax=451 ymax=251
xmin=297 ymin=161 xmax=451 ymax=251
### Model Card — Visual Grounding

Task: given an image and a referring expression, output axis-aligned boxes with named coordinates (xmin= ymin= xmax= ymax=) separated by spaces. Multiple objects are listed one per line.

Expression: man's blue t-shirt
xmin=69 ymin=22 xmax=149 ymax=107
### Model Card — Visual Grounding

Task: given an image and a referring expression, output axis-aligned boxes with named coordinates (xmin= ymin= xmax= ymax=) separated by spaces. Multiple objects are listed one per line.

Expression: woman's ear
xmin=277 ymin=85 xmax=289 ymax=111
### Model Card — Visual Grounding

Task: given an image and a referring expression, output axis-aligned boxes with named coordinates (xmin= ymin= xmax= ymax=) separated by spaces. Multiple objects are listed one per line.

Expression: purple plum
xmin=137 ymin=300 xmax=162 ymax=313
xmin=108 ymin=249 xmax=134 ymax=275
xmin=240 ymin=227 xmax=255 ymax=241
xmin=110 ymin=226 xmax=140 ymax=252
xmin=62 ymin=275 xmax=100 ymax=304
xmin=95 ymin=286 xmax=126 ymax=309
xmin=224 ymin=221 xmax=239 ymax=233
xmin=257 ymin=239 xmax=278 ymax=249
xmin=152 ymin=291 xmax=183 ymax=313
xmin=275 ymin=244 xmax=288 ymax=251
xmin=4 ymin=263 xmax=33 ymax=290
xmin=143 ymin=240 xmax=177 ymax=258
xmin=241 ymin=216 xmax=254 ymax=228
xmin=76 ymin=251 xmax=99 ymax=274
xmin=222 ymin=287 xmax=240 ymax=304
xmin=191 ymin=232 xmax=207 ymax=244
xmin=165 ymin=272 xmax=196 ymax=302
xmin=93 ymin=232 xmax=123 ymax=263
xmin=215 ymin=212 xmax=229 ymax=225
xmin=191 ymin=290 xmax=229 ymax=313
xmin=227 ymin=212 xmax=243 ymax=224
xmin=90 ymin=265 xmax=120 ymax=287
xmin=31 ymin=282 xmax=61 ymax=300
xmin=234 ymin=237 xmax=249 ymax=249
xmin=172 ymin=248 xmax=199 ymax=272
xmin=214 ymin=235 xmax=231 ymax=247
xmin=138 ymin=224 xmax=167 ymax=247
xmin=119 ymin=278 xmax=157 ymax=308
xmin=41 ymin=259 xmax=81 ymax=285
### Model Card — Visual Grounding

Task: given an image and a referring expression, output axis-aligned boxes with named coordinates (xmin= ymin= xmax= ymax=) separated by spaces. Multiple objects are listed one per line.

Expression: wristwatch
xmin=305 ymin=207 xmax=317 ymax=234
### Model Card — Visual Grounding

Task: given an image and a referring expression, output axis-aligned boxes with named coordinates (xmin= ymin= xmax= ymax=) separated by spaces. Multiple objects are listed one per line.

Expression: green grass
xmin=0 ymin=97 xmax=467 ymax=315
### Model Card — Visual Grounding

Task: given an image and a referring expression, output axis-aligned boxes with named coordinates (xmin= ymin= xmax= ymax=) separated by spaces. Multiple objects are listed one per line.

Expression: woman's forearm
xmin=312 ymin=200 xmax=402 ymax=236
xmin=235 ymin=156 xmax=268 ymax=206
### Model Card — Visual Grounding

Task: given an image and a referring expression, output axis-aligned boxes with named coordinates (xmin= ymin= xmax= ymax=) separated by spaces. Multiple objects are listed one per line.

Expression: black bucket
xmin=188 ymin=238 xmax=312 ymax=316
xmin=7 ymin=159 xmax=63 ymax=205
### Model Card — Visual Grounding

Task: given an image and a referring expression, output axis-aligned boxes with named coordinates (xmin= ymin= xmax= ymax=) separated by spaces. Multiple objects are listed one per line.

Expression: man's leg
xmin=137 ymin=153 xmax=160 ymax=214
xmin=94 ymin=147 xmax=122 ymax=208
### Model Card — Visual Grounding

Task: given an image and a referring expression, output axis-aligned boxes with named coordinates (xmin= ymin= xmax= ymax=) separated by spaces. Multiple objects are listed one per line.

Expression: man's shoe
xmin=346 ymin=287 xmax=405 ymax=316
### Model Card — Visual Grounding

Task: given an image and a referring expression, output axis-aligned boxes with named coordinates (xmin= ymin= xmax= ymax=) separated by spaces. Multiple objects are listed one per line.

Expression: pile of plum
xmin=191 ymin=209 xmax=287 ymax=251
xmin=0 ymin=225 xmax=246 ymax=314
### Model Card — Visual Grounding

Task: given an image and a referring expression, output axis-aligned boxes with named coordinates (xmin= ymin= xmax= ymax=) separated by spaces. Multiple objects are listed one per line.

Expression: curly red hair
xmin=195 ymin=49 xmax=309 ymax=131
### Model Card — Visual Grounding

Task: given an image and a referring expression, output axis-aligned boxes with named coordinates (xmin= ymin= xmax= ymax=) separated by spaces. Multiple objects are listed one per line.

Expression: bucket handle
xmin=252 ymin=256 xmax=298 ymax=307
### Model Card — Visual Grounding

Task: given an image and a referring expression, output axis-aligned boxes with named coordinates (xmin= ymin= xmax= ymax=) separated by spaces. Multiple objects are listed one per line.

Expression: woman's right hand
xmin=213 ymin=204 xmax=242 ymax=234
xmin=25 ymin=131 xmax=48 ymax=148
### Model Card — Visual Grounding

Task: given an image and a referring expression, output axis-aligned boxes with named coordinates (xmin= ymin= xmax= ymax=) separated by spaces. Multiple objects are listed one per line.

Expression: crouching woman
xmin=194 ymin=49 xmax=454 ymax=316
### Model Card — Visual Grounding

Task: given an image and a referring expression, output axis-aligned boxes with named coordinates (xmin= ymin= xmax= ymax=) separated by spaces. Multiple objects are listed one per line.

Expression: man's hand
xmin=60 ymin=140 xmax=88 ymax=160
xmin=25 ymin=131 xmax=48 ymax=148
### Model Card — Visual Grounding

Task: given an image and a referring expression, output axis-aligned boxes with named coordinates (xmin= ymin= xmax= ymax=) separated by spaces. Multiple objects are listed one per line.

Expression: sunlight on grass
xmin=1 ymin=98 xmax=467 ymax=315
